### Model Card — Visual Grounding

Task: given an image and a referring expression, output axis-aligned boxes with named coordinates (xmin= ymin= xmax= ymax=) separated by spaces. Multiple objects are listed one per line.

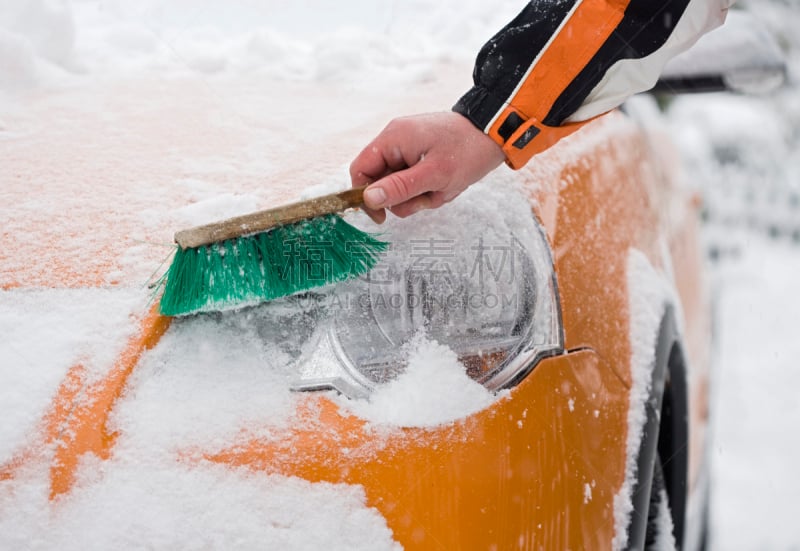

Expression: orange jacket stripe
xmin=495 ymin=0 xmax=629 ymax=129
xmin=455 ymin=0 xmax=731 ymax=169
xmin=486 ymin=0 xmax=630 ymax=167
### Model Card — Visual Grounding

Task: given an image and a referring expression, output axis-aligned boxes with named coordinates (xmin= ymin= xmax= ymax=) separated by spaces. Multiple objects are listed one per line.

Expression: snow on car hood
xmin=0 ymin=2 xmax=548 ymax=547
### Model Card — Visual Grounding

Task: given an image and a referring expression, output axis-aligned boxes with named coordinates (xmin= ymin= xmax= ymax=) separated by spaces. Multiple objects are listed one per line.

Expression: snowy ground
xmin=707 ymin=236 xmax=800 ymax=550
xmin=2 ymin=0 xmax=800 ymax=549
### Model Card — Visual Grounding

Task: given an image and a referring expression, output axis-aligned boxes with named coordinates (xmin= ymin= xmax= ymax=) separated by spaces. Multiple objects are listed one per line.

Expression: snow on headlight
xmin=287 ymin=175 xmax=563 ymax=415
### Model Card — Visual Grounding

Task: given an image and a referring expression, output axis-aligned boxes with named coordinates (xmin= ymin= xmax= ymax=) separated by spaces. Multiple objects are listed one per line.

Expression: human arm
xmin=352 ymin=0 xmax=735 ymax=222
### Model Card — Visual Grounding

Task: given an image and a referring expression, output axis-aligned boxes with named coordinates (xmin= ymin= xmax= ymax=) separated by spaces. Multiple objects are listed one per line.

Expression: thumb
xmin=363 ymin=168 xmax=418 ymax=209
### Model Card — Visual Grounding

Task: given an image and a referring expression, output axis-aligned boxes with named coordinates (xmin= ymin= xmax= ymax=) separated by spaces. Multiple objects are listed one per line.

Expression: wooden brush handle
xmin=174 ymin=187 xmax=366 ymax=249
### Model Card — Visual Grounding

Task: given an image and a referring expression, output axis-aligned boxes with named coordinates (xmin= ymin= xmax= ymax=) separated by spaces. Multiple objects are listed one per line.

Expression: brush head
xmin=156 ymin=214 xmax=388 ymax=316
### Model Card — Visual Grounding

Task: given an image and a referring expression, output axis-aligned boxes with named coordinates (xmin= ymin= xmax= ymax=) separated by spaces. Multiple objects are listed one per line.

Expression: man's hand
xmin=350 ymin=111 xmax=505 ymax=223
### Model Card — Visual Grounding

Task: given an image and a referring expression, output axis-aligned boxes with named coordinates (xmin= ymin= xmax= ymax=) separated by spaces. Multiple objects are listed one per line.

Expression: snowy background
xmin=1 ymin=0 xmax=799 ymax=549
xmin=666 ymin=1 xmax=800 ymax=549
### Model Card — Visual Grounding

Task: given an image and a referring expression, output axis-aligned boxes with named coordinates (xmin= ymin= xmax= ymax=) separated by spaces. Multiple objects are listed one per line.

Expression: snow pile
xmin=344 ymin=333 xmax=499 ymax=427
xmin=0 ymin=0 xmax=77 ymax=91
xmin=173 ymin=192 xmax=261 ymax=227
xmin=109 ymin=308 xmax=300 ymax=455
xmin=653 ymin=488 xmax=677 ymax=550
xmin=0 ymin=460 xmax=400 ymax=551
xmin=0 ymin=0 xmax=523 ymax=92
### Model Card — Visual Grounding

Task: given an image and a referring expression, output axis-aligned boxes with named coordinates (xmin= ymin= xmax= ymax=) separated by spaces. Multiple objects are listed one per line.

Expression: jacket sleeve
xmin=453 ymin=0 xmax=734 ymax=169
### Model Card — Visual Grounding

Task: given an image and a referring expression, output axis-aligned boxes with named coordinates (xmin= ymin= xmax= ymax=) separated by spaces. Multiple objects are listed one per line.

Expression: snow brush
xmin=156 ymin=187 xmax=387 ymax=316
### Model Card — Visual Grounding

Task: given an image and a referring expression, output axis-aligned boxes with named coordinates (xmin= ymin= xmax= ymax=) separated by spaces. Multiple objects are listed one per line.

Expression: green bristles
xmin=156 ymin=214 xmax=388 ymax=316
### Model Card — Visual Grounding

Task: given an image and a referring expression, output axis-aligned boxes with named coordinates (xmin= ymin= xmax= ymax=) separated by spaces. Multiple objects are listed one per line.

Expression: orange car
xmin=0 ymin=12 xmax=784 ymax=551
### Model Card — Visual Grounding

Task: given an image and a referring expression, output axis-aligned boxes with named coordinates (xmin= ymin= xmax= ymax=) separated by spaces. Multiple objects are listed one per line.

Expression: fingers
xmin=350 ymin=121 xmax=416 ymax=186
xmin=350 ymin=127 xmax=415 ymax=224
xmin=388 ymin=191 xmax=448 ymax=218
xmin=363 ymin=157 xmax=451 ymax=210
xmin=350 ymin=118 xmax=431 ymax=224
xmin=363 ymin=205 xmax=387 ymax=224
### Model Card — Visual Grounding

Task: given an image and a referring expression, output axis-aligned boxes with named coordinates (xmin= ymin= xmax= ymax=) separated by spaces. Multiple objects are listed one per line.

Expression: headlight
xmin=267 ymin=184 xmax=563 ymax=400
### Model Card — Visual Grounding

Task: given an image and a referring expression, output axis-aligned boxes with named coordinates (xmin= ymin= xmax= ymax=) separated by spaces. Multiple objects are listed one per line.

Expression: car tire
xmin=628 ymin=308 xmax=687 ymax=550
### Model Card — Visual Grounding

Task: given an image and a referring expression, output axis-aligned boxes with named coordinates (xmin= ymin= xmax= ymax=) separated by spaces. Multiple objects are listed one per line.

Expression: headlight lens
xmin=272 ymin=188 xmax=563 ymax=400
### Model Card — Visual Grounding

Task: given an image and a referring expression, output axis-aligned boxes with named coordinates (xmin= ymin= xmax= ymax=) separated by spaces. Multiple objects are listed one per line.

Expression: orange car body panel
xmin=203 ymin=350 xmax=629 ymax=549
xmin=0 ymin=77 xmax=710 ymax=549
